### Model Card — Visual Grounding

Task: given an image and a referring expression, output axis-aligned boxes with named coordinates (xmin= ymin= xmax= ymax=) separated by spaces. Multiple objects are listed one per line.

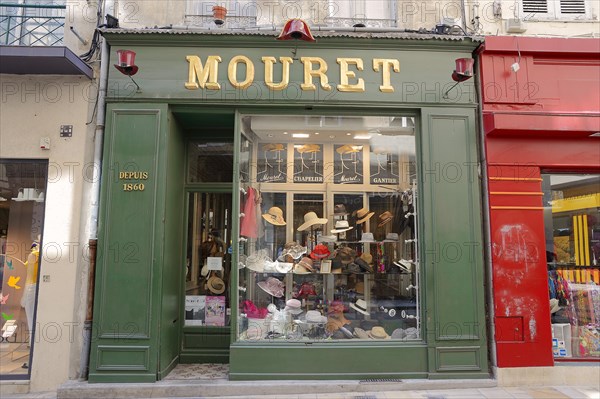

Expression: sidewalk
xmin=1 ymin=384 xmax=599 ymax=399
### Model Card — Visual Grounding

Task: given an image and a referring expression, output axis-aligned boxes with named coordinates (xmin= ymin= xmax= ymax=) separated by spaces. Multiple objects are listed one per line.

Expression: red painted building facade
xmin=478 ymin=37 xmax=600 ymax=367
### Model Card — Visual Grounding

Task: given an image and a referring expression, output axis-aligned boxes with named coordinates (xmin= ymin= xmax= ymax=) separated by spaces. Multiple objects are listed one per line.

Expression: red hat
xmin=310 ymin=244 xmax=331 ymax=259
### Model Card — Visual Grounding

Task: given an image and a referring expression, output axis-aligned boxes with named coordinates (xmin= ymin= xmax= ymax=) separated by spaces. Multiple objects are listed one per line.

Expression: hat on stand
xmin=334 ymin=204 xmax=348 ymax=216
xmin=377 ymin=211 xmax=394 ymax=227
xmin=257 ymin=277 xmax=285 ymax=298
xmin=297 ymin=211 xmax=328 ymax=231
xmin=310 ymin=244 xmax=331 ymax=260
xmin=359 ymin=232 xmax=376 ymax=243
xmin=349 ymin=299 xmax=370 ymax=316
xmin=262 ymin=207 xmax=286 ymax=226
xmin=331 ymin=220 xmax=353 ymax=233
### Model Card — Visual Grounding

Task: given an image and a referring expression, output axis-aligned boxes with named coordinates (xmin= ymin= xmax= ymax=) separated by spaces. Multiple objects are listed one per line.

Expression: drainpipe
xmin=79 ymin=28 xmax=110 ymax=380
xmin=473 ymin=46 xmax=498 ymax=375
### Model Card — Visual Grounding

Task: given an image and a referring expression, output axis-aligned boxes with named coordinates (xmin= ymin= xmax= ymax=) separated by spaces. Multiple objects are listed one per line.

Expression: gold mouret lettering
xmin=185 ymin=55 xmax=400 ymax=93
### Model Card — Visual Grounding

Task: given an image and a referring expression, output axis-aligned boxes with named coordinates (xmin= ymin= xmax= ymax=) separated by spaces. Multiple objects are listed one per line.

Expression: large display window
xmin=543 ymin=173 xmax=600 ymax=359
xmin=0 ymin=159 xmax=47 ymax=376
xmin=236 ymin=115 xmax=420 ymax=342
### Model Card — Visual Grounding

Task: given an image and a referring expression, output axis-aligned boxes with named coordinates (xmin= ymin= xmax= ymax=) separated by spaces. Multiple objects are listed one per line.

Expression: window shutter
xmin=522 ymin=0 xmax=550 ymax=14
xmin=559 ymin=0 xmax=586 ymax=14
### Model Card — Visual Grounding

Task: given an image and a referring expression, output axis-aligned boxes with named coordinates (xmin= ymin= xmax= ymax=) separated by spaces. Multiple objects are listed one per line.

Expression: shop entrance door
xmin=180 ymin=191 xmax=233 ymax=363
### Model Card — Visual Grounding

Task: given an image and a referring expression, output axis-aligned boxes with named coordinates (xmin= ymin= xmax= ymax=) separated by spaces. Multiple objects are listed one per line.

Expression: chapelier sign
xmin=184 ymin=54 xmax=402 ymax=94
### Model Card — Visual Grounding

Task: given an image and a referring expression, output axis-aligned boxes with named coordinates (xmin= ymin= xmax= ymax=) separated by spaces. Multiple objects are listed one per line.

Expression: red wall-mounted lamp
xmin=443 ymin=58 xmax=474 ymax=99
xmin=114 ymin=49 xmax=141 ymax=92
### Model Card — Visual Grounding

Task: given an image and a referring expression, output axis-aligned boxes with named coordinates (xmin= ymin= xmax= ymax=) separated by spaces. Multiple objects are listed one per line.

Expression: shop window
xmin=521 ymin=0 xmax=592 ymax=20
xmin=237 ymin=114 xmax=419 ymax=342
xmin=187 ymin=141 xmax=234 ymax=183
xmin=543 ymin=173 xmax=600 ymax=359
xmin=326 ymin=0 xmax=396 ymax=27
xmin=185 ymin=0 xmax=257 ymax=28
xmin=0 ymin=159 xmax=47 ymax=376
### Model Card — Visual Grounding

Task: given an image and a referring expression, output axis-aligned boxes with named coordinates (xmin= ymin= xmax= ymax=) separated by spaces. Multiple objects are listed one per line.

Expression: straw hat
xmin=293 ymin=262 xmax=312 ymax=274
xmin=369 ymin=326 xmax=390 ymax=339
xmin=297 ymin=256 xmax=315 ymax=272
xmin=336 ymin=144 xmax=360 ymax=155
xmin=263 ymin=143 xmax=284 ymax=151
xmin=297 ymin=144 xmax=320 ymax=153
xmin=377 ymin=211 xmax=394 ymax=227
xmin=297 ymin=211 xmax=328 ymax=231
xmin=337 ymin=247 xmax=356 ymax=264
xmin=359 ymin=253 xmax=373 ymax=265
xmin=262 ymin=207 xmax=286 ymax=226
xmin=355 ymin=208 xmax=374 ymax=224
xmin=207 ymin=275 xmax=226 ymax=294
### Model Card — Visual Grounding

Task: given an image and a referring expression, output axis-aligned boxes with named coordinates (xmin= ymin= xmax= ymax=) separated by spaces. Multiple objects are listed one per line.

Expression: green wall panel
xmin=90 ymin=104 xmax=169 ymax=382
xmin=420 ymin=108 xmax=488 ymax=375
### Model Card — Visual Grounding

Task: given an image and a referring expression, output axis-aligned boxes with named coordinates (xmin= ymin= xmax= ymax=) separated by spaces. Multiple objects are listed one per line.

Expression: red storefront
xmin=478 ymin=37 xmax=600 ymax=367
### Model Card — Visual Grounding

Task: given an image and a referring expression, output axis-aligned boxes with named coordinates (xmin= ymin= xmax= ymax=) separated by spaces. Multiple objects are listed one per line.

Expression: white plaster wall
xmin=0 ymin=74 xmax=96 ymax=392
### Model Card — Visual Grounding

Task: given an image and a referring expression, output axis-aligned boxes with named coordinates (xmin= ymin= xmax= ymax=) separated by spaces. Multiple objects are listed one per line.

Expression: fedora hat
xmin=297 ymin=256 xmax=315 ymax=272
xmin=359 ymin=253 xmax=373 ymax=265
xmin=369 ymin=326 xmax=390 ymax=340
xmin=349 ymin=299 xmax=370 ymax=315
xmin=257 ymin=277 xmax=285 ymax=298
xmin=550 ymin=298 xmax=560 ymax=314
xmin=319 ymin=235 xmax=338 ymax=243
xmin=207 ymin=275 xmax=226 ymax=294
xmin=337 ymin=247 xmax=356 ymax=264
xmin=334 ymin=204 xmax=348 ymax=216
xmin=378 ymin=211 xmax=394 ymax=227
xmin=354 ymin=257 xmax=373 ymax=273
xmin=310 ymin=244 xmax=331 ymax=260
xmin=391 ymin=328 xmax=406 ymax=339
xmin=293 ymin=262 xmax=312 ymax=274
xmin=353 ymin=327 xmax=370 ymax=339
xmin=359 ymin=232 xmax=376 ymax=243
xmin=383 ymin=233 xmax=399 ymax=242
xmin=262 ymin=207 xmax=286 ymax=226
xmin=346 ymin=262 xmax=362 ymax=274
xmin=355 ymin=208 xmax=374 ymax=224
xmin=297 ymin=211 xmax=328 ymax=231
xmin=393 ymin=259 xmax=413 ymax=273
xmin=245 ymin=249 xmax=271 ymax=272
xmin=331 ymin=220 xmax=353 ymax=233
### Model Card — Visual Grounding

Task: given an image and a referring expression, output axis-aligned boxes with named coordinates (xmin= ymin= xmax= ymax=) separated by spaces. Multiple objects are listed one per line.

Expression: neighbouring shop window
xmin=237 ymin=115 xmax=419 ymax=342
xmin=185 ymin=192 xmax=232 ymax=326
xmin=543 ymin=173 xmax=600 ymax=359
xmin=0 ymin=159 xmax=47 ymax=376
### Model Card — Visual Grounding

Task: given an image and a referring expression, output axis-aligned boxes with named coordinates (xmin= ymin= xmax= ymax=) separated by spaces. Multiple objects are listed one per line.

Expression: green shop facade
xmin=89 ymin=30 xmax=489 ymax=383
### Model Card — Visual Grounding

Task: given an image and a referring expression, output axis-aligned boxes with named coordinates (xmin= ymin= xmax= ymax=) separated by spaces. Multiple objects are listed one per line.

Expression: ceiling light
xmin=346 ymin=133 xmax=351 ymax=136
xmin=314 ymin=132 xmax=320 ymax=135
xmin=354 ymin=134 xmax=372 ymax=140
xmin=292 ymin=133 xmax=310 ymax=138
xmin=283 ymin=131 xmax=288 ymax=134
xmin=329 ymin=135 xmax=335 ymax=139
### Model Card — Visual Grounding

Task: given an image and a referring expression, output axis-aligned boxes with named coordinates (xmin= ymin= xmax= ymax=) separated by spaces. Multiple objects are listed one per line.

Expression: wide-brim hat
xmin=257 ymin=277 xmax=285 ymax=298
xmin=297 ymin=211 xmax=328 ymax=231
xmin=297 ymin=144 xmax=320 ymax=153
xmin=356 ymin=208 xmax=375 ymax=224
xmin=350 ymin=299 xmax=370 ymax=315
xmin=263 ymin=259 xmax=280 ymax=273
xmin=336 ymin=144 xmax=360 ymax=155
xmin=393 ymin=259 xmax=412 ymax=273
xmin=359 ymin=232 xmax=376 ymax=243
xmin=369 ymin=326 xmax=390 ymax=339
xmin=275 ymin=262 xmax=294 ymax=274
xmin=262 ymin=206 xmax=286 ymax=226
xmin=245 ymin=249 xmax=271 ymax=272
xmin=310 ymin=244 xmax=331 ymax=260
xmin=263 ymin=143 xmax=285 ymax=151
xmin=383 ymin=233 xmax=399 ymax=242
xmin=207 ymin=276 xmax=226 ymax=294
xmin=331 ymin=220 xmax=353 ymax=233
xmin=378 ymin=211 xmax=394 ymax=227
xmin=278 ymin=242 xmax=307 ymax=260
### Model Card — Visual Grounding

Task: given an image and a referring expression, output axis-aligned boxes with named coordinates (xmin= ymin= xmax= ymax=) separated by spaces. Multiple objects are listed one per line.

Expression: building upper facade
xmin=98 ymin=0 xmax=598 ymax=38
